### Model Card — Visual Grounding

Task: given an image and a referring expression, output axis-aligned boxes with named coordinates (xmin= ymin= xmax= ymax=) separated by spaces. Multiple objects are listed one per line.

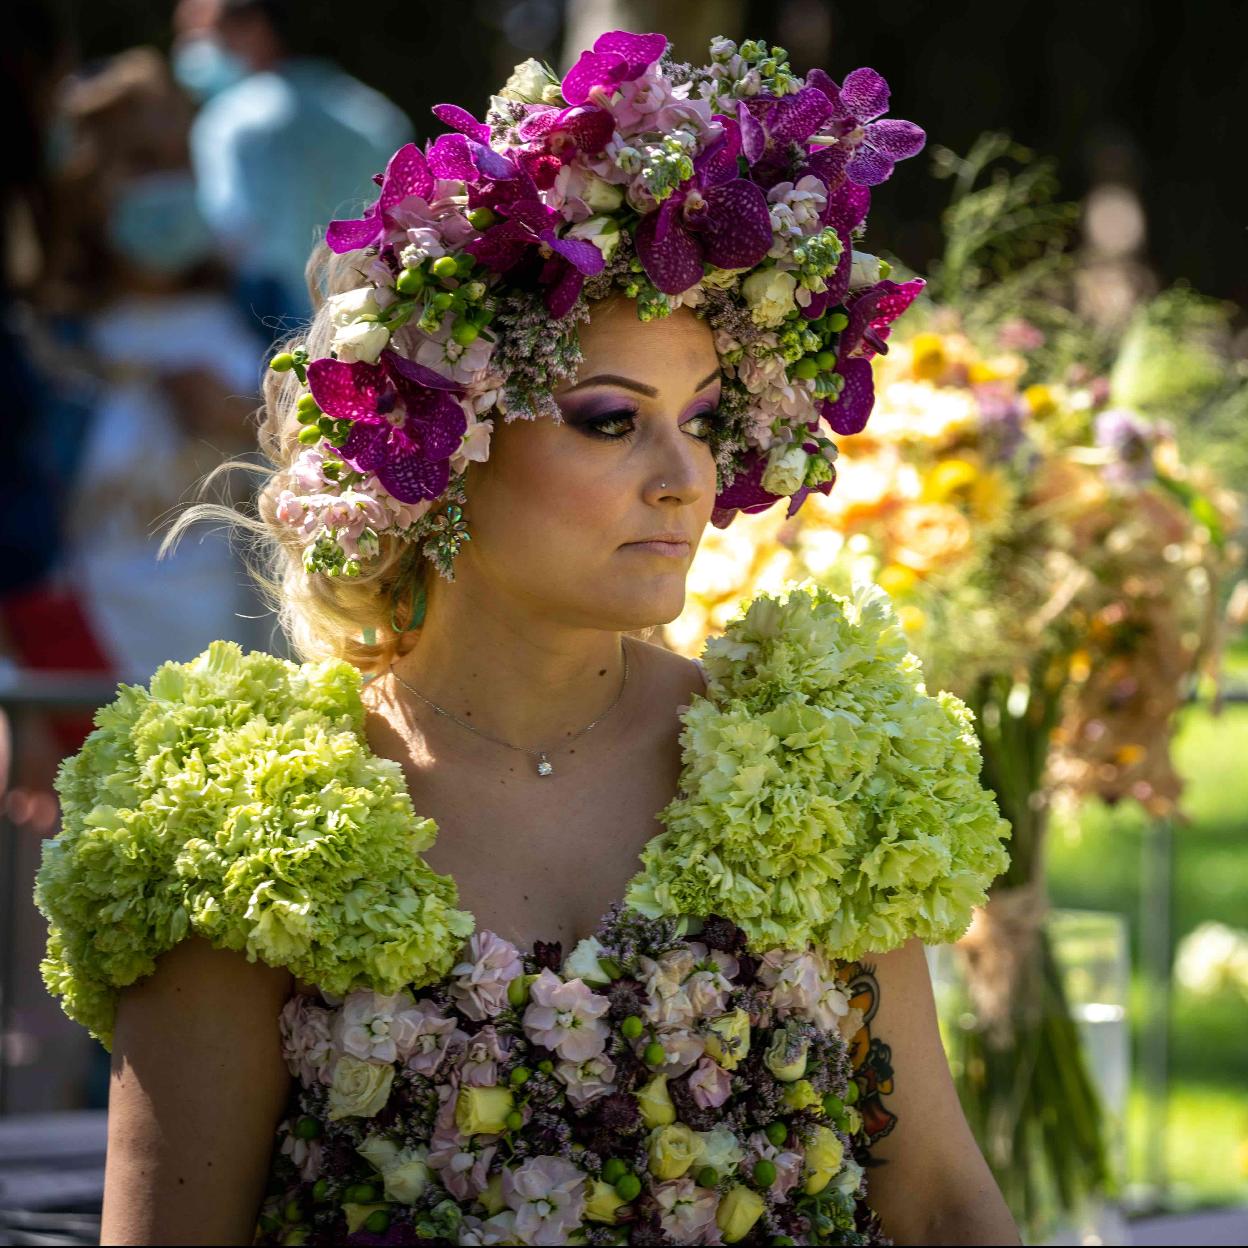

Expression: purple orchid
xmin=806 ymin=67 xmax=926 ymax=188
xmin=560 ymin=30 xmax=668 ymax=106
xmin=465 ymin=198 xmax=604 ymax=318
xmin=634 ymin=119 xmax=772 ymax=296
xmin=306 ymin=349 xmax=467 ymax=503
xmin=736 ymin=87 xmax=836 ymax=188
xmin=711 ymin=437 xmax=836 ymax=529
xmin=799 ymin=180 xmax=873 ymax=322
xmin=819 ymin=277 xmax=925 ymax=435
xmin=326 ymin=137 xmax=513 ymax=256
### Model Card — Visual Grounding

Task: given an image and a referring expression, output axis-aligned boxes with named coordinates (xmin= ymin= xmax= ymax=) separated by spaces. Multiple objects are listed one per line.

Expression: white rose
xmin=761 ymin=442 xmax=809 ymax=496
xmin=563 ymin=936 xmax=612 ymax=986
xmin=565 ymin=215 xmax=621 ymax=261
xmin=833 ymin=1157 xmax=865 ymax=1196
xmin=382 ymin=1151 xmax=432 ymax=1203
xmin=849 ymin=251 xmax=882 ymax=290
xmin=581 ymin=175 xmax=625 ymax=213
xmin=327 ymin=1055 xmax=395 ymax=1120
xmin=693 ymin=1126 xmax=745 ymax=1176
xmin=357 ymin=1134 xmax=402 ymax=1173
xmin=499 ymin=57 xmax=552 ymax=104
xmin=741 ymin=267 xmax=797 ymax=327
xmin=333 ymin=319 xmax=390 ymax=364
xmin=327 ymin=286 xmax=381 ymax=326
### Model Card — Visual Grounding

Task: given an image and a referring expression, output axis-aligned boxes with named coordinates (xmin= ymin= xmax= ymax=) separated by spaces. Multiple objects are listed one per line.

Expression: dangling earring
xmin=388 ymin=552 xmax=427 ymax=634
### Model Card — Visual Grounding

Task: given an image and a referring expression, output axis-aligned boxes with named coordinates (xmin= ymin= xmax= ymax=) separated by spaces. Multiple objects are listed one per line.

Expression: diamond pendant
xmin=536 ymin=754 xmax=553 ymax=777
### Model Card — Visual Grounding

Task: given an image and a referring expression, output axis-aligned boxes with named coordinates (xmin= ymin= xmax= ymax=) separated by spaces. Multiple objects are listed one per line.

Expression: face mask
xmin=107 ymin=171 xmax=217 ymax=276
xmin=172 ymin=36 xmax=247 ymax=101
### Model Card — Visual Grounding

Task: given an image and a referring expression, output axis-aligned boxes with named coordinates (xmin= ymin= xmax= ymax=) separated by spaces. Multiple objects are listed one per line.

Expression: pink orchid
xmin=503 ymin=1154 xmax=588 ymax=1246
xmin=555 ymin=1052 xmax=617 ymax=1109
xmin=394 ymin=1000 xmax=461 ymax=1076
xmin=687 ymin=1056 xmax=733 ymax=1109
xmin=522 ymin=969 xmax=610 ymax=1062
xmin=560 ymin=30 xmax=668 ymax=108
xmin=652 ymin=1177 xmax=721 ymax=1244
xmin=450 ymin=930 xmax=524 ymax=1022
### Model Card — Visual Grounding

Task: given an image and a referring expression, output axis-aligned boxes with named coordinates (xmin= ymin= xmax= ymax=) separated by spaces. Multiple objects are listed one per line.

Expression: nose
xmin=641 ymin=423 xmax=709 ymax=508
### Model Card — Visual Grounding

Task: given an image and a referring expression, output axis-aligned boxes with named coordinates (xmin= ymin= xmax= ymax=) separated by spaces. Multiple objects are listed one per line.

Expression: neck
xmin=388 ymin=572 xmax=630 ymax=753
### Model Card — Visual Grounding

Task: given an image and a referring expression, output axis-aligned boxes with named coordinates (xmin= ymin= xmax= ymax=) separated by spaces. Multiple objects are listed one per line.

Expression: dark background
xmin=54 ymin=0 xmax=1247 ymax=309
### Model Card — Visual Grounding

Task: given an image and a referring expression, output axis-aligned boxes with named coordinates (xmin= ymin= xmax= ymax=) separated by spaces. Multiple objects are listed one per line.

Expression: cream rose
xmin=499 ymin=57 xmax=552 ymax=104
xmin=741 ymin=267 xmax=797 ymax=327
xmin=761 ymin=443 xmax=809 ymax=496
xmin=634 ymin=1072 xmax=677 ymax=1128
xmin=455 ymin=1085 xmax=515 ymax=1136
xmin=327 ymin=286 xmax=381 ymax=325
xmin=581 ymin=176 xmax=625 ymax=214
xmin=327 ymin=1055 xmax=395 ymax=1121
xmin=716 ymin=1184 xmax=766 ymax=1243
xmin=563 ymin=936 xmax=612 ymax=986
xmin=648 ymin=1123 xmax=700 ymax=1180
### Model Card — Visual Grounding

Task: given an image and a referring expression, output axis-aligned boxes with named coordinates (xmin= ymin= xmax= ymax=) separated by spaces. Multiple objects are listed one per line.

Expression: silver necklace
xmin=390 ymin=640 xmax=630 ymax=777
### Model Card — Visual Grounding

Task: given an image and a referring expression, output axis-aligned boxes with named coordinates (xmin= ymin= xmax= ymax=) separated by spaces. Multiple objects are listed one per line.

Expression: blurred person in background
xmin=42 ymin=47 xmax=273 ymax=687
xmin=172 ymin=0 xmax=412 ymax=328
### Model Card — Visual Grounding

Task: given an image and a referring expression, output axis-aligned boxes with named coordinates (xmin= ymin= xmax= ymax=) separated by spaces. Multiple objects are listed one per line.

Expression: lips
xmin=626 ymin=532 xmax=689 ymax=546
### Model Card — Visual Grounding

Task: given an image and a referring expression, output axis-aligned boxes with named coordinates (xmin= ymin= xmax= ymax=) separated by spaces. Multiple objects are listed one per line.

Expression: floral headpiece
xmin=269 ymin=33 xmax=926 ymax=582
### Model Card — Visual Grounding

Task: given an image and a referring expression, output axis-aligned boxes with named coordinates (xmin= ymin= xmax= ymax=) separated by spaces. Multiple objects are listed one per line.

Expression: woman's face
xmin=457 ymin=297 xmax=721 ymax=631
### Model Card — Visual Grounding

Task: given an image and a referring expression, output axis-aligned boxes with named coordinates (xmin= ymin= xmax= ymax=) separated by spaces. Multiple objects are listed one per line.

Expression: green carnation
xmin=34 ymin=641 xmax=473 ymax=1051
xmin=626 ymin=584 xmax=1010 ymax=959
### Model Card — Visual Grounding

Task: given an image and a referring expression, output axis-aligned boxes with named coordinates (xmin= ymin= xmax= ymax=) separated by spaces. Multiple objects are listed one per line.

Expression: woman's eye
xmin=582 ymin=411 xmax=636 ymax=440
xmin=682 ymin=409 xmax=722 ymax=440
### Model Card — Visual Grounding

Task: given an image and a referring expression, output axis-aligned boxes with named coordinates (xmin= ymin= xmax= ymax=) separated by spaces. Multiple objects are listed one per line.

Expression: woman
xmin=36 ymin=33 xmax=1018 ymax=1245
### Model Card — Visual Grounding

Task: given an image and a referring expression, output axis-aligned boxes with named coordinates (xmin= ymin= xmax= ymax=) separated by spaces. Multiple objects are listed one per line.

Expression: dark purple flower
xmin=560 ymin=30 xmax=667 ymax=106
xmin=800 ymin=180 xmax=873 ymax=321
xmin=515 ymin=103 xmax=615 ymax=160
xmin=711 ymin=441 xmax=835 ymax=529
xmin=635 ymin=119 xmax=772 ymax=295
xmin=819 ymin=277 xmax=925 ymax=435
xmin=306 ymin=349 xmax=466 ymax=503
xmin=325 ymin=144 xmax=434 ymax=254
xmin=737 ymin=87 xmax=836 ymax=187
xmin=465 ymin=196 xmax=604 ymax=317
xmin=806 ymin=67 xmax=926 ymax=187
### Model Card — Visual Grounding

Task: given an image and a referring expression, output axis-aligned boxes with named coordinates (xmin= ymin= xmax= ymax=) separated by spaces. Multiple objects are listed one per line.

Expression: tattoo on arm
xmin=838 ymin=960 xmax=897 ymax=1146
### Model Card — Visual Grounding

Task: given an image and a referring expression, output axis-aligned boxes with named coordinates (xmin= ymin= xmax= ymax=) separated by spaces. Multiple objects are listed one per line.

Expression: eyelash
xmin=580 ymin=409 xmax=722 ymax=442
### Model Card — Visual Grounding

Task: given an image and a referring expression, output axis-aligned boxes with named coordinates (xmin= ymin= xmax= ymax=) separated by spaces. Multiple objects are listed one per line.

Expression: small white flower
xmin=327 ymin=286 xmax=381 ymax=326
xmin=563 ymin=936 xmax=612 ymax=986
xmin=499 ymin=57 xmax=552 ymax=104
xmin=332 ymin=318 xmax=390 ymax=364
xmin=565 ymin=215 xmax=622 ymax=261
xmin=849 ymin=251 xmax=883 ymax=290
xmin=581 ymin=175 xmax=625 ymax=213
xmin=741 ymin=267 xmax=798 ymax=327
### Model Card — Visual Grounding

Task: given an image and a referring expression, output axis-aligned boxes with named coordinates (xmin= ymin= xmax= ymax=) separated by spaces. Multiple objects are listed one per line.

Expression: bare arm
xmin=856 ymin=937 xmax=1018 ymax=1246
xmin=100 ymin=936 xmax=295 ymax=1246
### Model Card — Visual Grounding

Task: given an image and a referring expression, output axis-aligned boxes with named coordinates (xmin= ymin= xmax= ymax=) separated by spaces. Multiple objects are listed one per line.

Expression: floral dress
xmin=34 ymin=586 xmax=1008 ymax=1246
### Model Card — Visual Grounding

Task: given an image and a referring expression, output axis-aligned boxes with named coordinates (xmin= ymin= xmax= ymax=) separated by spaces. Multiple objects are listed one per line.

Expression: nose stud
xmin=659 ymin=481 xmax=668 ymax=489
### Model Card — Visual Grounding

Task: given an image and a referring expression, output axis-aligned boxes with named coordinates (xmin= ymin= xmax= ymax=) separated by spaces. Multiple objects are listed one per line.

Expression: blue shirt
xmin=190 ymin=57 xmax=411 ymax=321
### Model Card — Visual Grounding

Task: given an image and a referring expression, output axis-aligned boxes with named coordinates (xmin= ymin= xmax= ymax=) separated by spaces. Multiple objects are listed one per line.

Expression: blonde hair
xmin=160 ymin=243 xmax=428 ymax=675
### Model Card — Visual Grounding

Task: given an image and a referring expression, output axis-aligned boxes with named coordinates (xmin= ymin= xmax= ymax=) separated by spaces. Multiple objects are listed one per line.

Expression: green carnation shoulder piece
xmin=34 ymin=641 xmax=473 ymax=1052
xmin=627 ymin=583 xmax=1011 ymax=960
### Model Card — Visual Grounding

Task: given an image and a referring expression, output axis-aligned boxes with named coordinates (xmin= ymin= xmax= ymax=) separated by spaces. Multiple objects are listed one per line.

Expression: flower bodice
xmin=34 ymin=584 xmax=1009 ymax=1243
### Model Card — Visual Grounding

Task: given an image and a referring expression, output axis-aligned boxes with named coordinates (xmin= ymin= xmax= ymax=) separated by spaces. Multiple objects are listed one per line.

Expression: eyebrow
xmin=562 ymin=368 xmax=722 ymax=398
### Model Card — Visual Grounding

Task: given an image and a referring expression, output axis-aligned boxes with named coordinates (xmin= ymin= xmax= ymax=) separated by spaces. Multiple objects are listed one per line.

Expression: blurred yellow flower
xmin=909 ymin=332 xmax=949 ymax=381
xmin=1024 ymin=383 xmax=1058 ymax=419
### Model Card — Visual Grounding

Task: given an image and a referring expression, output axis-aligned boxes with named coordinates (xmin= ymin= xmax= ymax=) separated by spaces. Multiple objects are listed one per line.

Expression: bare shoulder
xmin=628 ymin=633 xmax=707 ymax=703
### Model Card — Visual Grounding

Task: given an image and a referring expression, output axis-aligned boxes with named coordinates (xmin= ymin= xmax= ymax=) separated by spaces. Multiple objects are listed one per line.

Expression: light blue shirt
xmin=191 ymin=57 xmax=411 ymax=319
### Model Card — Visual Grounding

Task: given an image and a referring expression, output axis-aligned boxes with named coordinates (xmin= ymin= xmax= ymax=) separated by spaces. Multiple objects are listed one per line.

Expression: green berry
xmin=507 ymin=975 xmax=530 ymax=1008
xmin=431 ymin=255 xmax=458 ymax=279
xmin=364 ymin=1209 xmax=391 ymax=1234
xmin=695 ymin=1166 xmax=719 ymax=1187
xmin=467 ymin=207 xmax=496 ymax=230
xmin=344 ymin=1183 xmax=377 ymax=1204
xmin=505 ymin=1110 xmax=524 ymax=1131
xmin=294 ymin=1115 xmax=321 ymax=1141
xmin=614 ymin=1172 xmax=642 ymax=1202
xmin=451 ymin=320 xmax=480 ymax=347
xmin=395 ymin=267 xmax=424 ymax=295
xmin=643 ymin=1041 xmax=666 ymax=1066
xmin=822 ymin=1093 xmax=844 ymax=1118
xmin=509 ymin=1066 xmax=532 ymax=1087
xmin=815 ymin=350 xmax=836 ymax=372
xmin=432 ymin=291 xmax=454 ymax=311
xmin=878 ymin=258 xmax=892 ymax=278
xmin=601 ymin=1158 xmax=628 ymax=1185
xmin=269 ymin=351 xmax=296 ymax=372
xmin=283 ymin=1199 xmax=303 ymax=1223
xmin=826 ymin=312 xmax=849 ymax=332
xmin=774 ymin=1238 xmax=798 ymax=1246
xmin=620 ymin=1015 xmax=644 ymax=1041
xmin=845 ymin=1080 xmax=860 ymax=1105
xmin=765 ymin=1120 xmax=788 ymax=1147
xmin=297 ymin=424 xmax=322 ymax=445
xmin=455 ymin=254 xmax=474 ymax=275
xmin=792 ymin=357 xmax=819 ymax=381
xmin=311 ymin=1179 xmax=329 ymax=1202
xmin=538 ymin=1059 xmax=554 ymax=1074
xmin=753 ymin=1159 xmax=778 ymax=1188
xmin=316 ymin=416 xmax=336 ymax=435
xmin=296 ymin=393 xmax=320 ymax=416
